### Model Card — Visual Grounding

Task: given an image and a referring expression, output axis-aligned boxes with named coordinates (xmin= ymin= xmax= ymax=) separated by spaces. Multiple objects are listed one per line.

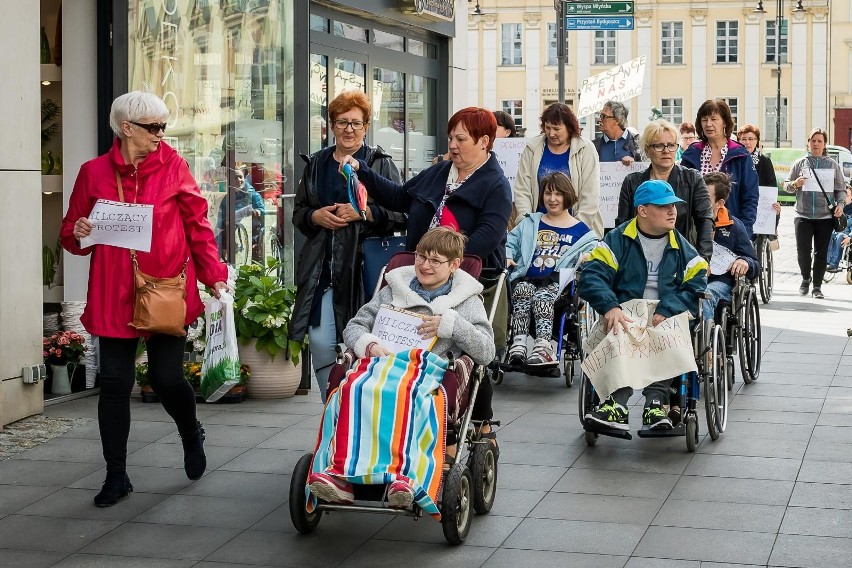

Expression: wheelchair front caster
xmin=584 ymin=430 xmax=598 ymax=447
xmin=685 ymin=415 xmax=699 ymax=453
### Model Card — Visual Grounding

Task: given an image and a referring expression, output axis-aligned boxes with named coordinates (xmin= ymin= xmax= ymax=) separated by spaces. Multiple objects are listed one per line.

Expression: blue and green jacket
xmin=578 ymin=218 xmax=708 ymax=319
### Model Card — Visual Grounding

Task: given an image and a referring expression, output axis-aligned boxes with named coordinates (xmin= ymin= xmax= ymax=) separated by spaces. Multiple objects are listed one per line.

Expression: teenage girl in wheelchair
xmin=289 ymin=228 xmax=502 ymax=544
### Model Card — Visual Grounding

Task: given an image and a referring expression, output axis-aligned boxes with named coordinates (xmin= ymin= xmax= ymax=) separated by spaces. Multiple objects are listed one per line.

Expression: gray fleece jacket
xmin=784 ymin=155 xmax=846 ymax=219
xmin=343 ymin=266 xmax=496 ymax=365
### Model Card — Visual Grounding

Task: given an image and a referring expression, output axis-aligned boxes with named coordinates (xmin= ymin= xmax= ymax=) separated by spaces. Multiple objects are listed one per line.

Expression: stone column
xmin=690 ymin=9 xmax=708 ymax=123
xmin=743 ymin=8 xmax=761 ymax=127
xmin=524 ymin=12 xmax=542 ymax=130
xmin=791 ymin=6 xmax=808 ymax=143
xmin=481 ymin=14 xmax=498 ymax=111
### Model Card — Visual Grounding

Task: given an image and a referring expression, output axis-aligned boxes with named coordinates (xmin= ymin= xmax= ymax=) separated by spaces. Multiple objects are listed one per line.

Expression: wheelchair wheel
xmin=470 ymin=442 xmax=497 ymax=514
xmin=738 ymin=288 xmax=762 ymax=384
xmin=289 ymin=453 xmax=322 ymax=534
xmin=441 ymin=463 xmax=473 ymax=545
xmin=824 ymin=268 xmax=837 ymax=283
xmin=758 ymin=238 xmax=774 ymax=304
xmin=704 ymin=325 xmax=728 ymax=440
xmin=578 ymin=372 xmax=598 ymax=424
xmin=234 ymin=223 xmax=251 ymax=266
xmin=562 ymin=349 xmax=575 ymax=388
xmin=726 ymin=355 xmax=735 ymax=391
xmin=685 ymin=413 xmax=699 ymax=452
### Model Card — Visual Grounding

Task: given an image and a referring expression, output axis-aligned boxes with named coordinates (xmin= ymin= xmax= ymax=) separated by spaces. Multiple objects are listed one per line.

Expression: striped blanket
xmin=307 ymin=349 xmax=447 ymax=518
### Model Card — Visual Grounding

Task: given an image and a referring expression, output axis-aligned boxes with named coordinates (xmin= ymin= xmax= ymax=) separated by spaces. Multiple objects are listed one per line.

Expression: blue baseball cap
xmin=633 ymin=179 xmax=685 ymax=207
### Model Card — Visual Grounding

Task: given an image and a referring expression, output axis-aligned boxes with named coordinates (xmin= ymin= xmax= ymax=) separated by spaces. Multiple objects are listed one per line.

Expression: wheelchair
xmin=823 ymin=235 xmax=852 ymax=285
xmin=578 ymin=293 xmax=729 ymax=452
xmin=289 ymin=252 xmax=504 ymax=545
xmin=716 ymin=277 xmax=762 ymax=388
xmin=753 ymin=234 xmax=774 ymax=304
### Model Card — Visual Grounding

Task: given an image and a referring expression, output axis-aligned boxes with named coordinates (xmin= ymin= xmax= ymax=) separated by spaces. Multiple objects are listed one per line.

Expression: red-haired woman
xmin=513 ymin=103 xmax=603 ymax=237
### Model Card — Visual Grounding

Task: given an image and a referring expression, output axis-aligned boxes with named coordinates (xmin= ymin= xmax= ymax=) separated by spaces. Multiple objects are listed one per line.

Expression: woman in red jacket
xmin=61 ymin=91 xmax=228 ymax=507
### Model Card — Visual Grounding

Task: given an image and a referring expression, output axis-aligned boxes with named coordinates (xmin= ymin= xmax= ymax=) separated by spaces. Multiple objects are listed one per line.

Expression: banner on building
xmin=577 ymin=56 xmax=647 ymax=118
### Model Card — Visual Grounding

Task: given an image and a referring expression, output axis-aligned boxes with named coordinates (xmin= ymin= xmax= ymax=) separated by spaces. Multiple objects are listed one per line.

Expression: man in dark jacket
xmin=593 ymin=100 xmax=641 ymax=165
xmin=701 ymin=172 xmax=759 ymax=321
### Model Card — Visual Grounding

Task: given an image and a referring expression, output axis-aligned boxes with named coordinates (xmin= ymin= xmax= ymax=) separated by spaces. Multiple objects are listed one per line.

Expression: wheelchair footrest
xmin=637 ymin=423 xmax=686 ymax=438
xmin=582 ymin=421 xmax=633 ymax=440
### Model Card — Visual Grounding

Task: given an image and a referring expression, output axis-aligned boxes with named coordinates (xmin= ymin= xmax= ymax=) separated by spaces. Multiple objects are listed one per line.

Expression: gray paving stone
xmin=684 ymin=454 xmax=801 ymax=481
xmin=697 ymin=434 xmax=808 ymax=459
xmin=754 ymin=373 xmax=834 ymax=386
xmin=18 ymin=488 xmax=167 ymax=521
xmin=178 ymin=470 xmax=290 ymax=502
xmin=769 ymin=533 xmax=852 ymax=568
xmin=80 ymin=522 xmax=240 ymax=560
xmin=733 ymin=382 xmax=828 ymax=399
xmin=669 ymin=476 xmax=794 ymax=506
xmin=493 ymin=463 xmax=567 ymax=491
xmin=721 ymin=420 xmax=814 ymax=441
xmin=653 ymin=498 xmax=785 ymax=533
xmin=0 ymin=485 xmax=59 ymax=515
xmin=831 ymin=374 xmax=852 ymax=387
xmin=552 ymin=467 xmax=679 ymax=498
xmin=60 ymin=420 xmax=176 ymax=443
xmin=487 ymin=488 xmax=547 ymax=518
xmin=485 ymin=549 xmax=627 ymax=568
xmin=0 ymin=550 xmax=65 ymax=568
xmin=769 ymin=341 xmax=842 ymax=354
xmin=132 ymin=494 xmax=280 ymax=528
xmin=624 ymin=559 xmax=699 ymax=568
xmin=256 ymin=428 xmax=321 ymax=451
xmin=0 ymin=515 xmax=120 ymax=553
xmin=224 ymin=399 xmax=322 ymax=416
xmin=826 ymin=386 xmax=852 ymax=399
xmin=497 ymin=441 xmax=585 ymax=467
xmin=250 ymin=504 xmax=391 ymax=534
xmin=572 ymin=447 xmax=693 ymax=475
xmin=200 ymin=411 xmax=308 ymax=428
xmin=70 ymin=466 xmax=195 ymax=494
xmin=50 ymin=555 xmax=195 ymax=568
xmin=790 ymin=481 xmax=852 ymax=509
xmin=726 ymin=409 xmax=819 ymax=425
xmin=216 ymin=448 xmax=307 ymax=474
xmin=205 ymin=529 xmax=367 ymax=566
xmin=502 ymin=517 xmax=645 ymax=555
xmin=156 ymin=424 xmax=281 ymax=447
xmin=760 ymin=351 xmax=841 ymax=365
xmin=729 ymin=395 xmax=824 ymax=413
xmin=529 ymin=491 xmax=663 ymax=524
xmin=802 ymin=441 xmax=852 ymax=462
xmin=0 ymin=459 xmax=101 ymax=487
xmin=497 ymin=423 xmax=586 ymax=444
xmin=780 ymin=506 xmax=852 ymax=538
xmin=126 ymin=443 xmax=246 ymax=470
xmin=373 ymin=513 xmax=522 ymax=548
xmin=816 ymin=412 xmax=852 ymax=426
xmin=809 ymin=425 xmax=852 ymax=443
xmin=760 ymin=362 xmax=838 ymax=376
xmin=821 ymin=399 xmax=852 ymax=414
xmin=633 ymin=526 xmax=775 ymax=564
xmin=12 ymin=437 xmax=146 ymax=464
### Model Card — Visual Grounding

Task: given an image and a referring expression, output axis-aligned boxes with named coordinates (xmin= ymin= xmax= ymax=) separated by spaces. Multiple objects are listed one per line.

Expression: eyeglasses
xmin=650 ymin=143 xmax=678 ymax=152
xmin=129 ymin=121 xmax=167 ymax=135
xmin=739 ymin=136 xmax=758 ymax=142
xmin=597 ymin=113 xmax=615 ymax=121
xmin=333 ymin=119 xmax=366 ymax=131
xmin=414 ymin=253 xmax=451 ymax=268
xmin=681 ymin=134 xmax=697 ymax=141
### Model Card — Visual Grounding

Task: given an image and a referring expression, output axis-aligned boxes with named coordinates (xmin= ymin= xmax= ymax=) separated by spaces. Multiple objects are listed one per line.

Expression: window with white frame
xmin=660 ymin=98 xmax=683 ymax=126
xmin=660 ymin=21 xmax=683 ymax=64
xmin=715 ymin=20 xmax=738 ymax=63
xmin=594 ymin=30 xmax=615 ymax=65
xmin=722 ymin=97 xmax=738 ymax=132
xmin=547 ymin=23 xmax=567 ymax=66
xmin=501 ymin=23 xmax=523 ymax=65
xmin=766 ymin=19 xmax=788 ymax=64
xmin=764 ymin=96 xmax=789 ymax=143
xmin=502 ymin=100 xmax=524 ymax=130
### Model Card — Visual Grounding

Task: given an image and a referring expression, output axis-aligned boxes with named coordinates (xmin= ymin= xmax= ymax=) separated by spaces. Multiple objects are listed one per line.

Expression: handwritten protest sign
xmin=580 ymin=299 xmax=696 ymax=400
xmin=371 ymin=305 xmax=438 ymax=354
xmin=492 ymin=138 xmax=530 ymax=188
xmin=753 ymin=186 xmax=778 ymax=235
xmin=803 ymin=168 xmax=836 ymax=193
xmin=710 ymin=242 xmax=737 ymax=276
xmin=80 ymin=199 xmax=154 ymax=252
xmin=577 ymin=56 xmax=647 ymax=118
xmin=599 ymin=161 xmax=648 ymax=229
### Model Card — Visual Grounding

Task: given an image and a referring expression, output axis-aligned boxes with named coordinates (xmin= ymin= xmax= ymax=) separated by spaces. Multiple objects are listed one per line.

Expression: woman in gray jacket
xmin=784 ymin=128 xmax=846 ymax=299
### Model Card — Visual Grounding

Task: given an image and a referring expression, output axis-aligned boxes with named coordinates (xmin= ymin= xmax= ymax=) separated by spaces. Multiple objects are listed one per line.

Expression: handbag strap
xmin=807 ymin=157 xmax=837 ymax=210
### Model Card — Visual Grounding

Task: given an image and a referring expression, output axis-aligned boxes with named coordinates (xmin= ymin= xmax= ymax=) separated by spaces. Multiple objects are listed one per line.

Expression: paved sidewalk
xmin=2 ymin=214 xmax=852 ymax=567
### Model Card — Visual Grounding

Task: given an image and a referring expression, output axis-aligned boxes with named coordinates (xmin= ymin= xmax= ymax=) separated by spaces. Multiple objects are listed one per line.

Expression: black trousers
xmin=794 ymin=217 xmax=834 ymax=287
xmin=99 ymin=334 xmax=197 ymax=473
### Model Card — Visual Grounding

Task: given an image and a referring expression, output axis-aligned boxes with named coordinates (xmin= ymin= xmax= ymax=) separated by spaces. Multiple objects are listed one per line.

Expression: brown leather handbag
xmin=116 ymin=170 xmax=188 ymax=336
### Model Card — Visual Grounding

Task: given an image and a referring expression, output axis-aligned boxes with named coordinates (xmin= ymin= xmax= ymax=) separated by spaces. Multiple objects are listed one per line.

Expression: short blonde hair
xmin=109 ymin=91 xmax=169 ymax=137
xmin=642 ymin=119 xmax=679 ymax=155
xmin=415 ymin=227 xmax=467 ymax=261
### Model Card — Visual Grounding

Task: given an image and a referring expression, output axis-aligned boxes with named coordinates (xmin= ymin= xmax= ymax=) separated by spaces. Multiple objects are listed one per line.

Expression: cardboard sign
xmin=371 ymin=305 xmax=438 ymax=354
xmin=803 ymin=168 xmax=836 ymax=193
xmin=710 ymin=242 xmax=737 ymax=276
xmin=580 ymin=299 xmax=697 ymax=400
xmin=753 ymin=186 xmax=778 ymax=236
xmin=80 ymin=199 xmax=154 ymax=252
xmin=492 ymin=137 xmax=530 ymax=188
xmin=577 ymin=56 xmax=647 ymax=118
xmin=599 ymin=161 xmax=648 ymax=229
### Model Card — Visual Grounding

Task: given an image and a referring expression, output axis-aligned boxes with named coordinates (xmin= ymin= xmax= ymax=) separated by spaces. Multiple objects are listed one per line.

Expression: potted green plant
xmin=233 ymin=257 xmax=307 ymax=398
xmin=43 ymin=331 xmax=86 ymax=396
xmin=135 ymin=361 xmax=159 ymax=403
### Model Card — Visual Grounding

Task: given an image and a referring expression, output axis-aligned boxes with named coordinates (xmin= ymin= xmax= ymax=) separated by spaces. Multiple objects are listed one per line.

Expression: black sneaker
xmin=585 ymin=398 xmax=629 ymax=431
xmin=812 ymin=287 xmax=824 ymax=299
xmin=643 ymin=400 xmax=672 ymax=430
xmin=799 ymin=279 xmax=811 ymax=296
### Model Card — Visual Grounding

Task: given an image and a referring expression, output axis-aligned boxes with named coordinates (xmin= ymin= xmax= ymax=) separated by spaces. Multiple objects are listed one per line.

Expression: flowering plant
xmin=43 ymin=331 xmax=87 ymax=365
xmin=233 ymin=257 xmax=307 ymax=362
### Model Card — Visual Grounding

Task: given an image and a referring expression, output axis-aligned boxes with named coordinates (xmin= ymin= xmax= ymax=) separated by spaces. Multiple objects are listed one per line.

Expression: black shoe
xmin=94 ymin=471 xmax=133 ymax=507
xmin=643 ymin=400 xmax=673 ymax=430
xmin=812 ymin=287 xmax=824 ymax=299
xmin=585 ymin=397 xmax=629 ymax=431
xmin=181 ymin=421 xmax=207 ymax=480
xmin=799 ymin=279 xmax=811 ymax=296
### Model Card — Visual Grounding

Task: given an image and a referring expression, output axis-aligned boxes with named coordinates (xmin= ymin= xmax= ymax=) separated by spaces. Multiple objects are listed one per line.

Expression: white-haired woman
xmin=60 ymin=91 xmax=228 ymax=507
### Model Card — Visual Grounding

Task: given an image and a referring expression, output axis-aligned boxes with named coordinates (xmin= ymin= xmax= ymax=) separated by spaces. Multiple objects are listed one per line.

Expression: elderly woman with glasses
xmin=291 ymin=90 xmax=405 ymax=402
xmin=616 ymin=120 xmax=714 ymax=259
xmin=60 ymin=91 xmax=228 ymax=507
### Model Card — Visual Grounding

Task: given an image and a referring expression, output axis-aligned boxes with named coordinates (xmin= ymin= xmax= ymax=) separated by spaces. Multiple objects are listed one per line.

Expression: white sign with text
xmin=710 ymin=242 xmax=738 ymax=276
xmin=753 ymin=186 xmax=778 ymax=236
xmin=371 ymin=305 xmax=438 ymax=354
xmin=803 ymin=168 xmax=836 ymax=193
xmin=492 ymin=138 xmax=530 ymax=189
xmin=80 ymin=199 xmax=154 ymax=252
xmin=599 ymin=161 xmax=648 ymax=229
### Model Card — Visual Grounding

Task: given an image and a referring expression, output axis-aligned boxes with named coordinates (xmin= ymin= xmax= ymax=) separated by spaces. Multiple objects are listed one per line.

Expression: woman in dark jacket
xmin=616 ymin=120 xmax=714 ymax=260
xmin=290 ymin=91 xmax=405 ymax=401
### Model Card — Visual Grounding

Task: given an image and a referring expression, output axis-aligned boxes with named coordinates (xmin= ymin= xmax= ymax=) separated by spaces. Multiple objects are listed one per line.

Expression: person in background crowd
xmin=737 ymin=124 xmax=782 ymax=240
xmin=61 ymin=91 xmax=228 ymax=507
xmin=216 ymin=165 xmax=265 ymax=261
xmin=290 ymin=90 xmax=405 ymax=402
xmin=681 ymin=99 xmax=759 ymax=237
xmin=676 ymin=122 xmax=697 ymax=162
xmin=593 ymin=100 xmax=641 ymax=166
xmin=493 ymin=110 xmax=518 ymax=138
xmin=827 ymin=184 xmax=852 ymax=272
xmin=616 ymin=120 xmax=713 ymax=260
xmin=783 ymin=128 xmax=846 ymax=299
xmin=514 ymin=103 xmax=603 ymax=236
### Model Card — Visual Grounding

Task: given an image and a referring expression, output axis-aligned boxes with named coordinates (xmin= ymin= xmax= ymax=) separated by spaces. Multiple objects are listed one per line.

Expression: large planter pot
xmin=50 ymin=363 xmax=72 ymax=395
xmin=239 ymin=340 xmax=301 ymax=399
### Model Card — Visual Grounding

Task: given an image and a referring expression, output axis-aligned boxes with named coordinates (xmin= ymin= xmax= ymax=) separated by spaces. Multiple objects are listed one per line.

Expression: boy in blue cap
xmin=579 ymin=179 xmax=708 ymax=430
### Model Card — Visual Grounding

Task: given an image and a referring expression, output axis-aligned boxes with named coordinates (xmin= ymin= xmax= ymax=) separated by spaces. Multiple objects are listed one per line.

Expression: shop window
xmin=333 ymin=21 xmax=368 ymax=43
xmin=374 ymin=30 xmax=404 ymax=51
xmin=333 ymin=58 xmax=366 ymax=100
xmin=310 ymin=53 xmax=329 ymax=154
xmin=373 ymin=68 xmax=406 ymax=173
xmin=408 ymin=74 xmax=437 ymax=178
xmin=408 ymin=38 xmax=437 ymax=58
xmin=310 ymin=14 xmax=328 ymax=33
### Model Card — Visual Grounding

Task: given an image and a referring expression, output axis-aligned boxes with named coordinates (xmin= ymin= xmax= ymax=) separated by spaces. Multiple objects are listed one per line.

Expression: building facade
xmin=467 ymin=0 xmax=833 ymax=147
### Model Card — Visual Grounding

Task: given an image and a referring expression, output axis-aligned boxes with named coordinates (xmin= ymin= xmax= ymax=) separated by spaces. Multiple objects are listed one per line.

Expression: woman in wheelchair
xmin=701 ymin=172 xmax=760 ymax=322
xmin=505 ymin=172 xmax=597 ymax=367
xmin=307 ymin=227 xmax=496 ymax=508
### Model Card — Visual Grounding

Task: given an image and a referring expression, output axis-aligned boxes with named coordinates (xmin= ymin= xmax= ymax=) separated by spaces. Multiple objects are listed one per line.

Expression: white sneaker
xmin=507 ymin=337 xmax=527 ymax=365
xmin=526 ymin=340 xmax=557 ymax=367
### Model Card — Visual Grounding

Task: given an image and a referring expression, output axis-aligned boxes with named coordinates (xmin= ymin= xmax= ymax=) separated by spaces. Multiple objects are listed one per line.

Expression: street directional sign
xmin=566 ymin=16 xmax=634 ymax=30
xmin=565 ymin=2 xmax=634 ymax=16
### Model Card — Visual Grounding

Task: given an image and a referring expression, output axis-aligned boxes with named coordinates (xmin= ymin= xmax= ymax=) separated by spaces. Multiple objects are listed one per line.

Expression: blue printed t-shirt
xmin=526 ymin=219 xmax=591 ymax=280
xmin=536 ymin=146 xmax=570 ymax=213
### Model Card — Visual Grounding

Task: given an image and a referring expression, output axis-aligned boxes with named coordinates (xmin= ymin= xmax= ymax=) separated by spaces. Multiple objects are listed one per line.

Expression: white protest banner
xmin=492 ymin=137 xmax=530 ymax=188
xmin=371 ymin=305 xmax=438 ymax=354
xmin=580 ymin=299 xmax=697 ymax=400
xmin=80 ymin=199 xmax=154 ymax=252
xmin=710 ymin=242 xmax=737 ymax=276
xmin=577 ymin=56 xmax=647 ymax=118
xmin=599 ymin=161 xmax=648 ymax=229
xmin=753 ymin=186 xmax=778 ymax=235
xmin=803 ymin=168 xmax=836 ymax=193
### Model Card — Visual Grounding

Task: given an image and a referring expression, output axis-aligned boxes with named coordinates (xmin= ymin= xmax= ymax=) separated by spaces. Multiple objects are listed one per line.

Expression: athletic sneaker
xmin=526 ymin=339 xmax=557 ymax=367
xmin=643 ymin=400 xmax=673 ymax=430
xmin=308 ymin=472 xmax=354 ymax=504
xmin=585 ymin=397 xmax=629 ymax=431
xmin=507 ymin=337 xmax=527 ymax=366
xmin=387 ymin=479 xmax=415 ymax=509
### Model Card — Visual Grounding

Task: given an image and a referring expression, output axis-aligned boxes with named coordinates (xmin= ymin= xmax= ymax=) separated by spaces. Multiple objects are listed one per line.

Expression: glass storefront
xmin=126 ymin=0 xmax=295 ymax=283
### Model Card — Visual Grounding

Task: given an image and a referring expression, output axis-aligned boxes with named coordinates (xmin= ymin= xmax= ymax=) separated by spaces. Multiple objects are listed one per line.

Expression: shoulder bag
xmin=807 ymin=157 xmax=848 ymax=233
xmin=115 ymin=170 xmax=189 ymax=336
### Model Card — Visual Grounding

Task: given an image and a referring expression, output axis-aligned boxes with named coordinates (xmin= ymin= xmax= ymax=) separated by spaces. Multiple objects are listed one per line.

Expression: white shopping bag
xmin=200 ymin=292 xmax=241 ymax=402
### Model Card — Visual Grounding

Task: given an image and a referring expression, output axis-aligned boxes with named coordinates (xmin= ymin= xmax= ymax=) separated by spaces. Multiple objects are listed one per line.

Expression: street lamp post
xmin=755 ymin=0 xmax=804 ymax=148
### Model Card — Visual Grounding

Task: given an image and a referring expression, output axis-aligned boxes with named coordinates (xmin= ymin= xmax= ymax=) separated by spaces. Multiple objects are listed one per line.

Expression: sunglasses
xmin=129 ymin=121 xmax=167 ymax=135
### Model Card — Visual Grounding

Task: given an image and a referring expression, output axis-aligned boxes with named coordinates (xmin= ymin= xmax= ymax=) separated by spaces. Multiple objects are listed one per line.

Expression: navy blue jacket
xmin=356 ymin=153 xmax=513 ymax=271
xmin=681 ymin=140 xmax=759 ymax=237
xmin=710 ymin=209 xmax=760 ymax=289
